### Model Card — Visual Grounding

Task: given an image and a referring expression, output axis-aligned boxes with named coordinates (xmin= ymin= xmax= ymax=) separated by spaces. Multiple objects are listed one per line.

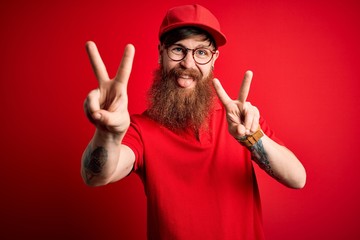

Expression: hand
xmin=84 ymin=41 xmax=135 ymax=135
xmin=213 ymin=70 xmax=260 ymax=138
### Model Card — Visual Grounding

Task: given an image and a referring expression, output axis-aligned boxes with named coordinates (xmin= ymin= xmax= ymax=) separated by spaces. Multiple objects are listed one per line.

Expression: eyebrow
xmin=172 ymin=42 xmax=213 ymax=49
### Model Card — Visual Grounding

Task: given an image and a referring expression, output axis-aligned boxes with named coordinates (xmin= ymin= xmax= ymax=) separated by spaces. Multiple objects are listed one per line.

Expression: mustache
xmin=166 ymin=67 xmax=203 ymax=81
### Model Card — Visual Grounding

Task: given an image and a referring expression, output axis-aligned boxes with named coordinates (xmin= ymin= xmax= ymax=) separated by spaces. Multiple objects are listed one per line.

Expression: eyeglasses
xmin=166 ymin=44 xmax=216 ymax=65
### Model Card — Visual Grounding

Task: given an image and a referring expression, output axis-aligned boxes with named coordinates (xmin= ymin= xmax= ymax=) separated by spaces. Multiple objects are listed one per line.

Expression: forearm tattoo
xmin=250 ymin=139 xmax=276 ymax=178
xmin=84 ymin=146 xmax=108 ymax=181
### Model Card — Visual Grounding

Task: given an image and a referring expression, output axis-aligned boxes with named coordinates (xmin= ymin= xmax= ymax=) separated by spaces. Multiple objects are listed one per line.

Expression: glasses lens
xmin=194 ymin=49 xmax=212 ymax=64
xmin=168 ymin=46 xmax=185 ymax=61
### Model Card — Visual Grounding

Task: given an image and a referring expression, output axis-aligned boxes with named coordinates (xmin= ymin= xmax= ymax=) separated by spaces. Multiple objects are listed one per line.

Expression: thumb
xmin=93 ymin=109 xmax=124 ymax=128
xmin=92 ymin=111 xmax=103 ymax=121
xmin=92 ymin=109 xmax=112 ymax=125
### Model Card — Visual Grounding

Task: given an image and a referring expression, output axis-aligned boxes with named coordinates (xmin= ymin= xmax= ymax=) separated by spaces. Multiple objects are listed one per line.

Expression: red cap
xmin=159 ymin=4 xmax=227 ymax=47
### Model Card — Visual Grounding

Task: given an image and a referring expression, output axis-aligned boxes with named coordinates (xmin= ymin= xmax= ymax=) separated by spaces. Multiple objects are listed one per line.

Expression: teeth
xmin=180 ymin=75 xmax=190 ymax=79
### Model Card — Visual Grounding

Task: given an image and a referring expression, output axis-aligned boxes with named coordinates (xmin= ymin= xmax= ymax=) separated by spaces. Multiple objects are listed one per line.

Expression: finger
xmin=243 ymin=104 xmax=260 ymax=135
xmin=85 ymin=41 xmax=110 ymax=82
xmin=251 ymin=106 xmax=260 ymax=133
xmin=236 ymin=123 xmax=247 ymax=137
xmin=213 ymin=78 xmax=232 ymax=105
xmin=86 ymin=89 xmax=102 ymax=120
xmin=238 ymin=70 xmax=253 ymax=103
xmin=242 ymin=103 xmax=254 ymax=135
xmin=114 ymin=44 xmax=135 ymax=88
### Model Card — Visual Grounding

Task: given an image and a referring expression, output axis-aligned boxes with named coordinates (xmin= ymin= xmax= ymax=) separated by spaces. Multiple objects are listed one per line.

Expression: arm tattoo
xmin=84 ymin=146 xmax=108 ymax=181
xmin=250 ymin=139 xmax=276 ymax=178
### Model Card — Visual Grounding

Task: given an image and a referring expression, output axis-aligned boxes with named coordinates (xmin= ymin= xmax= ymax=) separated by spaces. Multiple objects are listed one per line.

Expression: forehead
xmin=173 ymin=35 xmax=212 ymax=48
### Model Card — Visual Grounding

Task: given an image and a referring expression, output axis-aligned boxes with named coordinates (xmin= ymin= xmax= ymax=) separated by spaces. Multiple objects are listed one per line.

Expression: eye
xmin=170 ymin=46 xmax=185 ymax=55
xmin=195 ymin=49 xmax=210 ymax=58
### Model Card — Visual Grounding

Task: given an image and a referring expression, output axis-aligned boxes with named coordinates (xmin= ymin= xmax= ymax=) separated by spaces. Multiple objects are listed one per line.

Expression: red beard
xmin=146 ymin=66 xmax=216 ymax=134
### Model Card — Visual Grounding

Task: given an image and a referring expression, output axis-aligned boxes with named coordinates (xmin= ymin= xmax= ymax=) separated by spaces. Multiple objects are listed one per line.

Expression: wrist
xmin=94 ymin=128 xmax=124 ymax=144
xmin=235 ymin=126 xmax=264 ymax=148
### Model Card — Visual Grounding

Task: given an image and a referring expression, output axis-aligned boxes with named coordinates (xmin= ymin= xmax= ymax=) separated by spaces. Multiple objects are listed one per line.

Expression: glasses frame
xmin=166 ymin=44 xmax=216 ymax=65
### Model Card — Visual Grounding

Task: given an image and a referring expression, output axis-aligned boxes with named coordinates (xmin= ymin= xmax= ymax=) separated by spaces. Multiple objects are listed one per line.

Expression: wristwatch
xmin=236 ymin=127 xmax=264 ymax=148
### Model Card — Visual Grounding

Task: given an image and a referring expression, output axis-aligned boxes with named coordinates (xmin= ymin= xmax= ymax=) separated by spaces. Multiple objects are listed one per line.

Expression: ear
xmin=212 ymin=50 xmax=220 ymax=67
xmin=158 ymin=43 xmax=164 ymax=53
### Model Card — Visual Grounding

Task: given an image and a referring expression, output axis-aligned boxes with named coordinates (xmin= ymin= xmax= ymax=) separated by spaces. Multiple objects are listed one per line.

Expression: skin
xmin=82 ymin=41 xmax=135 ymax=186
xmin=159 ymin=36 xmax=219 ymax=89
xmin=82 ymin=36 xmax=306 ymax=189
xmin=213 ymin=73 xmax=306 ymax=188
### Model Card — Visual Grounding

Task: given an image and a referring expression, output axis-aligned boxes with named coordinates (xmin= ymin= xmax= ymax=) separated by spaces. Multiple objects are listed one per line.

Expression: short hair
xmin=160 ymin=27 xmax=217 ymax=49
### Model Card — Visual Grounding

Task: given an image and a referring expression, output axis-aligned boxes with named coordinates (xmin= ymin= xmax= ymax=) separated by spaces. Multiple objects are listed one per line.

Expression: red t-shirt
xmin=122 ymin=100 xmax=282 ymax=240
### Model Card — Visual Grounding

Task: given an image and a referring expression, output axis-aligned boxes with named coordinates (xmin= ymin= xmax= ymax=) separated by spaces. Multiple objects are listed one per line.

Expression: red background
xmin=1 ymin=0 xmax=359 ymax=239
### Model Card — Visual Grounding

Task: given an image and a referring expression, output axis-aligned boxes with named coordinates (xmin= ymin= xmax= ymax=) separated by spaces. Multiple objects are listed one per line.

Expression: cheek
xmin=163 ymin=63 xmax=174 ymax=73
xmin=200 ymin=66 xmax=212 ymax=78
xmin=162 ymin=58 xmax=177 ymax=73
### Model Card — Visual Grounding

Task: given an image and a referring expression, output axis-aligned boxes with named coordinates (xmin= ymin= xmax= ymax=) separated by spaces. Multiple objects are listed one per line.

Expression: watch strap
xmin=236 ymin=127 xmax=264 ymax=148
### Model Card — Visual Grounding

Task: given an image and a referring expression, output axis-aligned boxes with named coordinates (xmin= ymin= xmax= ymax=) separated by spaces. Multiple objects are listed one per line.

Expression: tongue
xmin=177 ymin=78 xmax=193 ymax=88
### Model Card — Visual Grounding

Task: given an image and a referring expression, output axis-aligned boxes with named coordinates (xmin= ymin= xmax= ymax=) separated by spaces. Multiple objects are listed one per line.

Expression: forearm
xmin=249 ymin=135 xmax=306 ymax=189
xmin=81 ymin=129 xmax=123 ymax=186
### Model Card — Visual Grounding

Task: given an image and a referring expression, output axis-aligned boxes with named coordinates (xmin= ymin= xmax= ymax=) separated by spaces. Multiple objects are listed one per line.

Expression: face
xmin=146 ymin=34 xmax=220 ymax=133
xmin=159 ymin=35 xmax=219 ymax=90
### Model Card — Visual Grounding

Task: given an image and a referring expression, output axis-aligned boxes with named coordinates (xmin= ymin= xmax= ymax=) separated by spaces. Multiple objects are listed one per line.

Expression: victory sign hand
xmin=213 ymin=70 xmax=260 ymax=138
xmin=84 ymin=41 xmax=135 ymax=135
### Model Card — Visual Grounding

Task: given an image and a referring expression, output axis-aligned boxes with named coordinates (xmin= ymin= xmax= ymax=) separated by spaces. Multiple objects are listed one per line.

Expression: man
xmin=82 ymin=4 xmax=306 ymax=240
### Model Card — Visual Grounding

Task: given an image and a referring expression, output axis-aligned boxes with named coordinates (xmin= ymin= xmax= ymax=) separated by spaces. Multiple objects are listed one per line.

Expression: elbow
xmin=82 ymin=177 xmax=110 ymax=187
xmin=82 ymin=178 xmax=105 ymax=187
xmin=284 ymin=154 xmax=307 ymax=189
xmin=81 ymin=168 xmax=110 ymax=187
xmin=295 ymin=165 xmax=307 ymax=189
xmin=287 ymin=169 xmax=307 ymax=189
xmin=291 ymin=177 xmax=306 ymax=189
xmin=298 ymin=174 xmax=307 ymax=189
xmin=282 ymin=178 xmax=306 ymax=189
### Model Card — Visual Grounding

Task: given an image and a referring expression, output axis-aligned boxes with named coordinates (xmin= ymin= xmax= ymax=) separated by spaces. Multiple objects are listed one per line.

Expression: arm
xmin=213 ymin=71 xmax=306 ymax=189
xmin=81 ymin=129 xmax=135 ymax=186
xmin=81 ymin=41 xmax=136 ymax=187
xmin=249 ymin=135 xmax=306 ymax=189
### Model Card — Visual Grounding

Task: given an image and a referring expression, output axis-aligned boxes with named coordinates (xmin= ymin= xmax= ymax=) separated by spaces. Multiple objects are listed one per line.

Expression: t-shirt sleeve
xmin=122 ymin=116 xmax=144 ymax=173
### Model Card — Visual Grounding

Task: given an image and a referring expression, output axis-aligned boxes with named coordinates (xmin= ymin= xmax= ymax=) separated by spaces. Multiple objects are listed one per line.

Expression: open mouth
xmin=171 ymin=67 xmax=202 ymax=89
xmin=177 ymin=75 xmax=195 ymax=88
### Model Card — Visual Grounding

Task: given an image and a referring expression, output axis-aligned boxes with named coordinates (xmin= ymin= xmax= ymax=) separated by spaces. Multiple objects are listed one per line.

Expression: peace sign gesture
xmin=213 ymin=70 xmax=260 ymax=138
xmin=84 ymin=41 xmax=135 ymax=135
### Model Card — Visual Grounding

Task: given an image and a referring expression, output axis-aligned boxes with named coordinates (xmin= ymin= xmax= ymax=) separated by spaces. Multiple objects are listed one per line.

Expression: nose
xmin=180 ymin=51 xmax=196 ymax=69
